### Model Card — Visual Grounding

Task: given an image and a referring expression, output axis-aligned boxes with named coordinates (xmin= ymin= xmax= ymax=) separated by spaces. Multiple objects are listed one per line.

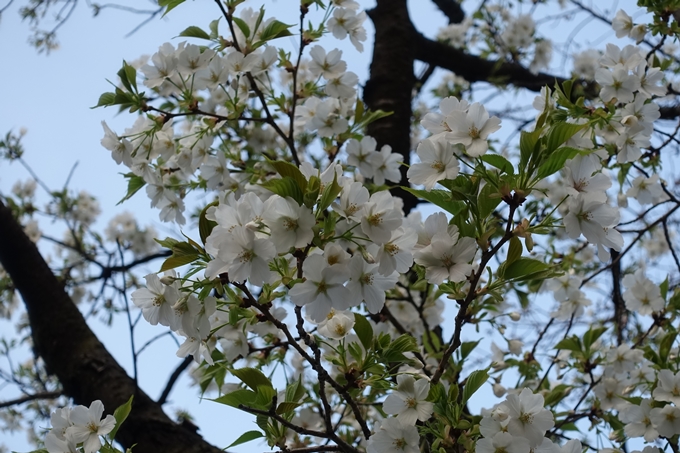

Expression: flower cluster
xmin=45 ymin=401 xmax=116 ymax=453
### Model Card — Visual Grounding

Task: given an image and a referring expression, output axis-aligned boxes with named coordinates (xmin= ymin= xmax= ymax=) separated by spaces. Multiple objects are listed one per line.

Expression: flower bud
xmin=509 ymin=311 xmax=521 ymax=321
xmin=492 ymin=383 xmax=507 ymax=397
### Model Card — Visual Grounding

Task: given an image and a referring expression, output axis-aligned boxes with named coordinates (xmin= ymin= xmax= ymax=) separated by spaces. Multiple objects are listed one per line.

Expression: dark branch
xmin=0 ymin=390 xmax=62 ymax=409
xmin=431 ymin=0 xmax=465 ymax=24
xmin=157 ymin=356 xmax=193 ymax=405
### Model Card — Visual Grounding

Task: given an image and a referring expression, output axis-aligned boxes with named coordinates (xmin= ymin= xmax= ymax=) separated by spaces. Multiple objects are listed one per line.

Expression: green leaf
xmin=535 ymin=147 xmax=581 ymax=181
xmin=382 ymin=334 xmax=418 ymax=362
xmin=478 ymin=183 xmax=502 ymax=219
xmin=460 ymin=340 xmax=480 ymax=360
xmin=160 ymin=241 xmax=200 ymax=272
xmin=209 ymin=18 xmax=221 ymax=39
xmin=502 ymin=258 xmax=551 ymax=281
xmin=225 ymin=430 xmax=263 ymax=449
xmin=543 ymin=384 xmax=572 ymax=406
xmin=258 ymin=20 xmax=294 ymax=42
xmin=353 ymin=313 xmax=374 ymax=350
xmin=155 ymin=237 xmax=179 ymax=249
xmin=481 ymin=154 xmax=514 ymax=175
xmin=354 ymin=98 xmax=365 ymax=124
xmin=231 ymin=368 xmax=273 ymax=391
xmin=158 ymin=0 xmax=186 ymax=17
xmin=661 ymin=275 xmax=669 ymax=301
xmin=179 ymin=25 xmax=211 ymax=40
xmin=276 ymin=401 xmax=301 ymax=415
xmin=303 ymin=176 xmax=321 ymax=209
xmin=260 ymin=177 xmax=304 ymax=205
xmin=545 ymin=123 xmax=586 ymax=153
xmin=213 ymin=389 xmax=257 ymax=408
xmin=284 ymin=376 xmax=306 ymax=403
xmin=122 ymin=60 xmax=137 ymax=92
xmin=232 ymin=17 xmax=251 ymax=39
xmin=317 ymin=173 xmax=342 ymax=213
xmin=266 ymin=159 xmax=307 ymax=192
xmin=117 ymin=173 xmax=146 ymax=205
xmin=659 ymin=330 xmax=678 ymax=363
xmin=506 ymin=237 xmax=522 ymax=265
xmin=583 ymin=326 xmax=607 ymax=351
xmin=109 ymin=395 xmax=134 ymax=440
xmin=519 ymin=128 xmax=542 ymax=168
xmin=198 ymin=201 xmax=218 ymax=245
xmin=462 ymin=368 xmax=489 ymax=403
xmin=402 ymin=187 xmax=465 ymax=216
xmin=92 ymin=92 xmax=116 ymax=108
xmin=554 ymin=336 xmax=581 ymax=352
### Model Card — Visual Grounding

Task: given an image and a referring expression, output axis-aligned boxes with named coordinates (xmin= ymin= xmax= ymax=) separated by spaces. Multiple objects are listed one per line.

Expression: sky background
xmin=0 ymin=0 xmax=646 ymax=451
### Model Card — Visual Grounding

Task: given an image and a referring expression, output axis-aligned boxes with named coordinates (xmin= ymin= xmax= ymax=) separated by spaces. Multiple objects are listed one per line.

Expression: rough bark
xmin=0 ymin=200 xmax=223 ymax=453
xmin=364 ymin=0 xmax=419 ymax=214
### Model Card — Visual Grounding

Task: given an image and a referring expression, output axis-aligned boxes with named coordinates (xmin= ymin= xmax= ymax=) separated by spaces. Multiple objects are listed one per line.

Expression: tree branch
xmin=431 ymin=0 xmax=465 ymax=24
xmin=0 ymin=390 xmax=62 ymax=409
xmin=157 ymin=356 xmax=193 ymax=405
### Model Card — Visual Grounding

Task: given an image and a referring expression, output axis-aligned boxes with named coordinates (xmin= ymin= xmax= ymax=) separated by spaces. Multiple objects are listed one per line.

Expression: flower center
xmin=283 ymin=217 xmax=298 ymax=231
xmin=368 ymin=213 xmax=383 ymax=227
xmin=384 ymin=243 xmax=400 ymax=256
xmin=431 ymin=160 xmax=446 ymax=172
xmin=238 ymin=249 xmax=254 ymax=263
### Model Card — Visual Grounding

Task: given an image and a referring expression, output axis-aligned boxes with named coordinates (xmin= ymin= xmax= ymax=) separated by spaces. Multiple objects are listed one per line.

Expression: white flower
xmin=626 ymin=174 xmax=667 ymax=205
xmin=563 ymin=194 xmax=622 ymax=261
xmin=212 ymin=226 xmax=276 ymax=286
xmin=360 ymin=191 xmax=403 ymax=244
xmin=612 ymin=10 xmax=634 ymax=38
xmin=383 ymin=374 xmax=434 ymax=425
xmin=317 ymin=309 xmax=355 ymax=339
xmin=45 ymin=432 xmax=77 ymax=453
xmin=289 ymin=254 xmax=352 ymax=321
xmin=595 ymin=65 xmax=640 ymax=104
xmin=346 ymin=255 xmax=398 ymax=314
xmin=414 ymin=232 xmax=476 ymax=285
xmin=347 ymin=136 xmax=379 ymax=178
xmin=650 ymin=405 xmax=680 ymax=437
xmin=563 ymin=154 xmax=610 ymax=202
xmin=131 ymin=272 xmax=181 ymax=329
xmin=653 ymin=370 xmax=680 ymax=405
xmin=263 ymin=195 xmax=316 ymax=252
xmin=550 ymin=289 xmax=591 ymax=320
xmin=376 ymin=227 xmax=417 ymax=276
xmin=367 ymin=418 xmax=420 ymax=453
xmin=326 ymin=71 xmax=358 ymax=98
xmin=605 ymin=344 xmax=644 ymax=375
xmin=620 ymin=399 xmax=659 ymax=442
xmin=308 ymin=46 xmax=347 ymax=79
xmin=66 ymin=401 xmax=116 ymax=453
xmin=421 ymin=96 xmax=470 ymax=142
xmin=622 ymin=269 xmax=665 ymax=315
xmin=445 ymin=102 xmax=501 ymax=156
xmin=407 ymin=139 xmax=460 ymax=190
xmin=333 ymin=181 xmax=370 ymax=221
xmin=370 ymin=144 xmax=401 ymax=185
xmin=502 ymin=388 xmax=554 ymax=447
xmin=476 ymin=432 xmax=530 ymax=453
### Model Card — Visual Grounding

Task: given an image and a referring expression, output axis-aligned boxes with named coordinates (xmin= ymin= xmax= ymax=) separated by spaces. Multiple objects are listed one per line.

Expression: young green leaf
xmin=462 ymin=368 xmax=489 ymax=403
xmin=109 ymin=395 xmax=134 ymax=440
xmin=225 ymin=430 xmax=264 ymax=449
xmin=179 ymin=26 xmax=211 ymax=40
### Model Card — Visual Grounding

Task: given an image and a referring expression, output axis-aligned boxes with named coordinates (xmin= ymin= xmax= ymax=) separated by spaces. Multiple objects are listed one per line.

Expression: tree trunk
xmin=0 ymin=200 xmax=223 ymax=453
